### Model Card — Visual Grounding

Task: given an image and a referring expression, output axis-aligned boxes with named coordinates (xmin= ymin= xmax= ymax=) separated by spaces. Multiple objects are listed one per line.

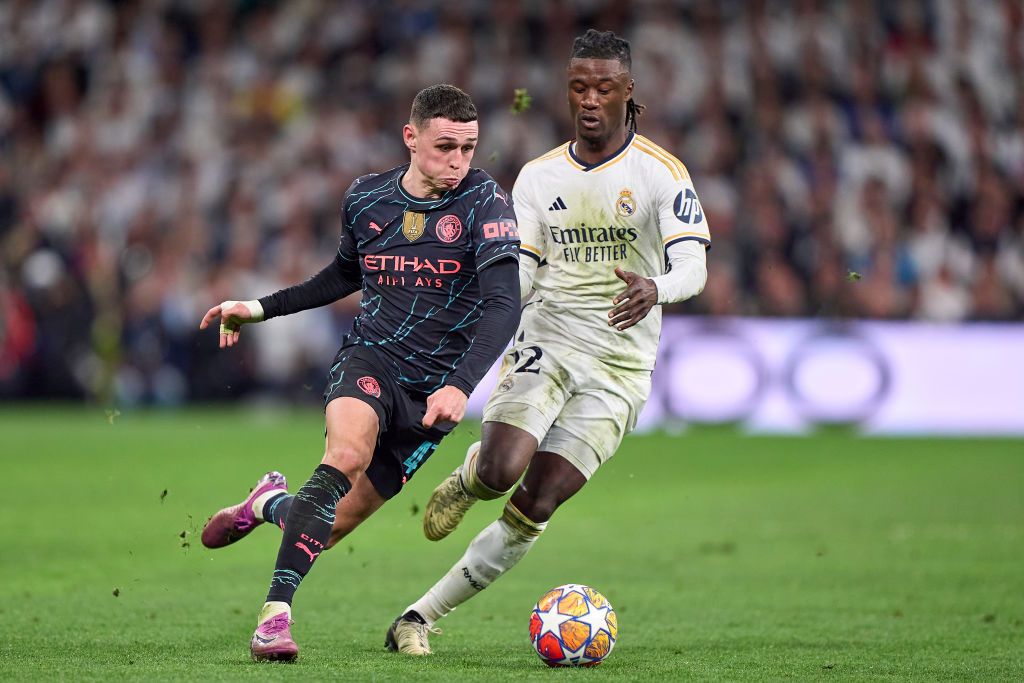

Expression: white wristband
xmin=221 ymin=299 xmax=264 ymax=322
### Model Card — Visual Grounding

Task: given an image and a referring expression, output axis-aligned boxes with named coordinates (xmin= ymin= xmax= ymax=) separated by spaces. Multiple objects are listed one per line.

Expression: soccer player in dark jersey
xmin=197 ymin=84 xmax=521 ymax=662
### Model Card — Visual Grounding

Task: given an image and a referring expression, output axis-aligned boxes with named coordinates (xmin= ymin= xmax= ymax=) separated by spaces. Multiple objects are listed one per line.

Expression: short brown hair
xmin=410 ymin=84 xmax=478 ymax=128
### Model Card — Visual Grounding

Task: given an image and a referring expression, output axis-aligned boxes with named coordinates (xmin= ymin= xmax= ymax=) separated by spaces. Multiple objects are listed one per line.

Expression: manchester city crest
xmin=616 ymin=188 xmax=636 ymax=217
xmin=435 ymin=214 xmax=463 ymax=243
xmin=403 ymin=211 xmax=425 ymax=241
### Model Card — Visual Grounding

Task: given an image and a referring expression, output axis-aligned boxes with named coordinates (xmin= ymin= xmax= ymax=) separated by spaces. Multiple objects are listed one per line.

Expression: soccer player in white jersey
xmin=385 ymin=30 xmax=710 ymax=655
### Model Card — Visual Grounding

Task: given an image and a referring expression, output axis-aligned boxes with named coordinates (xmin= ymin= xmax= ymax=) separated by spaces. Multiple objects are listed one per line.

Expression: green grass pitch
xmin=1 ymin=406 xmax=1022 ymax=681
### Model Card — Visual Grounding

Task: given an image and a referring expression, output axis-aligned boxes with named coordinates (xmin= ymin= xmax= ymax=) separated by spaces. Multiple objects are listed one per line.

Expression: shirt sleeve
xmin=470 ymin=179 xmax=520 ymax=269
xmin=655 ymin=168 xmax=711 ymax=252
xmin=445 ymin=257 xmax=521 ymax=396
xmin=510 ymin=169 xmax=547 ymax=299
xmin=651 ymin=239 xmax=708 ymax=304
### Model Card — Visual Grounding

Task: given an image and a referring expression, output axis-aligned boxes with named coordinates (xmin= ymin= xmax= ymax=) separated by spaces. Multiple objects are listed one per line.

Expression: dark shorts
xmin=322 ymin=345 xmax=453 ymax=499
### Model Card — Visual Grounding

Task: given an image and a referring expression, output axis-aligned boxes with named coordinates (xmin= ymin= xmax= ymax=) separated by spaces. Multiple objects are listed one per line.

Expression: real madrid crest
xmin=616 ymin=188 xmax=636 ymax=217
xmin=402 ymin=211 xmax=425 ymax=241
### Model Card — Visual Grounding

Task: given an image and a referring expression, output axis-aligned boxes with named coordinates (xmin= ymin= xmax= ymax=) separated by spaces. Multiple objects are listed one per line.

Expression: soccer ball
xmin=528 ymin=583 xmax=617 ymax=667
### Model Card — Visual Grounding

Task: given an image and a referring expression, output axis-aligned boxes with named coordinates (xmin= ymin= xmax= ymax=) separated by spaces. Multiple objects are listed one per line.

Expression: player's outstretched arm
xmin=259 ymin=253 xmax=362 ymax=320
xmin=199 ymin=250 xmax=364 ymax=349
xmin=199 ymin=300 xmax=264 ymax=349
xmin=203 ymin=253 xmax=363 ymax=351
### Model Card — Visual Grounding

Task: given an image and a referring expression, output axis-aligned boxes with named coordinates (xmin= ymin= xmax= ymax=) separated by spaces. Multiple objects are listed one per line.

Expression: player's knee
xmin=477 ymin=439 xmax=533 ymax=493
xmin=322 ymin=444 xmax=370 ymax=480
xmin=475 ymin=452 xmax=520 ymax=493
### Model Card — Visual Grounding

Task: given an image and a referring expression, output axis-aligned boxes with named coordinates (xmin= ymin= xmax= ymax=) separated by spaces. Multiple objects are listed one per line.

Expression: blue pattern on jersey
xmin=334 ymin=166 xmax=518 ymax=395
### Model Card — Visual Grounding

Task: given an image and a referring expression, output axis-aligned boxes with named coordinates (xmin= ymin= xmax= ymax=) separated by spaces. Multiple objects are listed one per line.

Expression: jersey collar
xmin=566 ymin=131 xmax=635 ymax=172
xmin=396 ymin=164 xmax=463 ymax=209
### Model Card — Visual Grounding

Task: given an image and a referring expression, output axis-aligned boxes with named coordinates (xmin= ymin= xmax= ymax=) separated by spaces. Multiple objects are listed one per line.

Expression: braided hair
xmin=570 ymin=29 xmax=645 ymax=133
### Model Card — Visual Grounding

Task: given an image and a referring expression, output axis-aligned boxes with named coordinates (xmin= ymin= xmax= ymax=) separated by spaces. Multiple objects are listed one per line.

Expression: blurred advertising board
xmin=466 ymin=317 xmax=1024 ymax=436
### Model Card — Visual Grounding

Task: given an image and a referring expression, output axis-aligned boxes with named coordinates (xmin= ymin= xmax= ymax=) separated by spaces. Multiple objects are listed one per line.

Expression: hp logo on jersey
xmin=673 ymin=189 xmax=704 ymax=224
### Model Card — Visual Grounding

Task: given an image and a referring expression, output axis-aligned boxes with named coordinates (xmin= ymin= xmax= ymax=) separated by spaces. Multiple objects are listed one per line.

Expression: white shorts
xmin=482 ymin=338 xmax=651 ymax=479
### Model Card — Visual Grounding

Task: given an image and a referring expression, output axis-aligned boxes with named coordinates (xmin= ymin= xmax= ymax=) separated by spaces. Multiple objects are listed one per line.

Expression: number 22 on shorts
xmin=513 ymin=345 xmax=543 ymax=374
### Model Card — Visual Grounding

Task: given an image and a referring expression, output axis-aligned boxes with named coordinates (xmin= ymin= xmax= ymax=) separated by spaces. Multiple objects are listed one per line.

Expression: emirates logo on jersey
xmin=548 ymin=224 xmax=638 ymax=244
xmin=357 ymin=376 xmax=382 ymax=398
xmin=435 ymin=214 xmax=463 ymax=243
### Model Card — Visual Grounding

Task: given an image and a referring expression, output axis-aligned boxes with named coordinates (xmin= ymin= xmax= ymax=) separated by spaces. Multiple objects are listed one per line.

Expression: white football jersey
xmin=512 ymin=132 xmax=711 ymax=372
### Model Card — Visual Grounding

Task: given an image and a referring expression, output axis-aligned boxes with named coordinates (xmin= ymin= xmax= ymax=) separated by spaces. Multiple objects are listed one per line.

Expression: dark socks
xmin=266 ymin=464 xmax=350 ymax=604
xmin=263 ymin=492 xmax=293 ymax=529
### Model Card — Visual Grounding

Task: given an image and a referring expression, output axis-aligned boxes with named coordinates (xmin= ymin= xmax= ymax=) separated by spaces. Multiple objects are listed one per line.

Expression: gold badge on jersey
xmin=402 ymin=211 xmax=425 ymax=241
xmin=616 ymin=188 xmax=637 ymax=217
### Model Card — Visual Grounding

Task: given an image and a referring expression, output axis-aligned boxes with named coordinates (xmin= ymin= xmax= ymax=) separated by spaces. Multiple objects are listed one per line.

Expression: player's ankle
xmin=258 ymin=601 xmax=291 ymax=623
xmin=251 ymin=490 xmax=286 ymax=521
xmin=404 ymin=601 xmax=443 ymax=627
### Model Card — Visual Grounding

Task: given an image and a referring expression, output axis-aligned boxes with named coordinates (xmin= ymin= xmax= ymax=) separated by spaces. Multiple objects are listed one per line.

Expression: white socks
xmin=405 ymin=501 xmax=546 ymax=626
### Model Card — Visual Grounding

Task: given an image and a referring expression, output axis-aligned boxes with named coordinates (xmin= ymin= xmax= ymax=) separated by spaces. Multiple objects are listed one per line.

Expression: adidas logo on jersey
xmin=548 ymin=197 xmax=568 ymax=211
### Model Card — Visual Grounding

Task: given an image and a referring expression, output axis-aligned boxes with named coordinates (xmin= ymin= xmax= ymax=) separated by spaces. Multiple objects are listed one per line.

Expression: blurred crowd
xmin=1 ymin=0 xmax=1023 ymax=404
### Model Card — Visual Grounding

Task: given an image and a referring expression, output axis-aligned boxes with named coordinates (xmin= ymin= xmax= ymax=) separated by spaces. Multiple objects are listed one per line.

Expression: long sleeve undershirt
xmin=445 ymin=257 xmax=520 ymax=396
xmin=256 ymin=252 xmax=519 ymax=398
xmin=258 ymin=252 xmax=362 ymax=320
xmin=650 ymin=240 xmax=708 ymax=304
xmin=518 ymin=256 xmax=539 ymax=305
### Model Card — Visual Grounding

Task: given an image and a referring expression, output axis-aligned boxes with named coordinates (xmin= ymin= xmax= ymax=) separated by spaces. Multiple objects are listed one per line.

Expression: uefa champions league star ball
xmin=529 ymin=584 xmax=617 ymax=667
